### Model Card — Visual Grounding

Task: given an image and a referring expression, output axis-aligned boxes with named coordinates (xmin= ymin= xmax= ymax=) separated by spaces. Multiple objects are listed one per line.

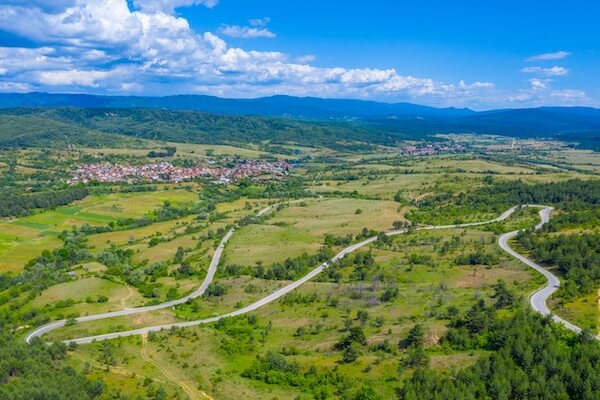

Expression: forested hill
xmin=0 ymin=93 xmax=600 ymax=149
xmin=0 ymin=107 xmax=408 ymax=150
xmin=0 ymin=93 xmax=599 ymax=146
xmin=0 ymin=93 xmax=476 ymax=119
xmin=1 ymin=105 xmax=599 ymax=150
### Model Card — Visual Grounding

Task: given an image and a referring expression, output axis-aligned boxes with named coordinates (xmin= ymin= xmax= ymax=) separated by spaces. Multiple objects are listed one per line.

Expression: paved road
xmin=498 ymin=206 xmax=582 ymax=334
xmin=25 ymin=203 xmax=280 ymax=344
xmin=27 ymin=204 xmax=583 ymax=344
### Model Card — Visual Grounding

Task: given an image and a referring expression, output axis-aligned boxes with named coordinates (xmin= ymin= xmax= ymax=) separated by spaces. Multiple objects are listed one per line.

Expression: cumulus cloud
xmin=0 ymin=0 xmax=143 ymax=46
xmin=0 ymin=0 xmax=77 ymax=13
xmin=219 ymin=25 xmax=276 ymax=39
xmin=527 ymin=50 xmax=571 ymax=61
xmin=36 ymin=69 xmax=116 ymax=87
xmin=219 ymin=17 xmax=276 ymax=39
xmin=0 ymin=0 xmax=591 ymax=108
xmin=521 ymin=66 xmax=569 ymax=76
xmin=529 ymin=78 xmax=550 ymax=90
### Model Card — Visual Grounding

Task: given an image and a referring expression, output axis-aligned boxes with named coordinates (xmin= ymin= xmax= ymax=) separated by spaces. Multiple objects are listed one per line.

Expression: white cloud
xmin=220 ymin=16 xmax=275 ymax=39
xmin=132 ymin=0 xmax=218 ymax=13
xmin=0 ymin=81 xmax=31 ymax=92
xmin=0 ymin=0 xmax=77 ymax=13
xmin=0 ymin=0 xmax=144 ymax=46
xmin=502 ymin=76 xmax=594 ymax=108
xmin=0 ymin=47 xmax=72 ymax=76
xmin=549 ymin=89 xmax=587 ymax=101
xmin=0 ymin=1 xmax=591 ymax=108
xmin=36 ymin=68 xmax=115 ymax=87
xmin=249 ymin=17 xmax=270 ymax=27
xmin=295 ymin=54 xmax=316 ymax=63
xmin=521 ymin=66 xmax=569 ymax=76
xmin=527 ymin=50 xmax=571 ymax=61
xmin=529 ymin=78 xmax=549 ymax=90
xmin=219 ymin=25 xmax=276 ymax=39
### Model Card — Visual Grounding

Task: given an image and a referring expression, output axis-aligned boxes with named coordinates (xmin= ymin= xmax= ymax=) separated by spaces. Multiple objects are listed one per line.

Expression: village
xmin=398 ymin=143 xmax=466 ymax=156
xmin=69 ymin=160 xmax=292 ymax=184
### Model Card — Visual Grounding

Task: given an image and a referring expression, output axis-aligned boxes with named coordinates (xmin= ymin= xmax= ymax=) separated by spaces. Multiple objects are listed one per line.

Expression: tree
xmin=491 ymin=280 xmax=516 ymax=309
xmin=404 ymin=346 xmax=430 ymax=368
xmin=99 ymin=341 xmax=115 ymax=371
xmin=400 ymin=324 xmax=425 ymax=349
xmin=393 ymin=220 xmax=405 ymax=229
xmin=0 ymin=334 xmax=104 ymax=399
xmin=176 ymin=261 xmax=193 ymax=276
xmin=337 ymin=326 xmax=367 ymax=350
xmin=204 ymin=282 xmax=227 ymax=297
xmin=352 ymin=385 xmax=383 ymax=400
xmin=173 ymin=246 xmax=185 ymax=264
xmin=357 ymin=310 xmax=369 ymax=326
xmin=342 ymin=343 xmax=360 ymax=363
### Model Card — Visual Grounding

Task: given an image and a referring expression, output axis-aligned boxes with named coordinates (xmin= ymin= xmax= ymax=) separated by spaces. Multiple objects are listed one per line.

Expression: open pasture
xmin=28 ymin=277 xmax=146 ymax=316
xmin=224 ymin=198 xmax=406 ymax=266
xmin=0 ymin=188 xmax=198 ymax=273
xmin=58 ymin=219 xmax=541 ymax=399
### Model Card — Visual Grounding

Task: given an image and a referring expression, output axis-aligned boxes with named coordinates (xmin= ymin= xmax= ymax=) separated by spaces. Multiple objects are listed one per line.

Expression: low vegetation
xmin=0 ymin=133 xmax=598 ymax=399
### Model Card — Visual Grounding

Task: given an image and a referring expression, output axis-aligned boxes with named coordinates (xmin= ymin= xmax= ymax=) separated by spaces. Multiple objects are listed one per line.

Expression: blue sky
xmin=0 ymin=0 xmax=598 ymax=109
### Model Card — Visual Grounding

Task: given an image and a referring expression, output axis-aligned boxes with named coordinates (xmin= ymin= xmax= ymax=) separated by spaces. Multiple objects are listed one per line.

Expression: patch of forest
xmin=517 ymin=232 xmax=600 ymax=298
xmin=0 ymin=108 xmax=418 ymax=150
xmin=0 ymin=333 xmax=104 ymax=400
xmin=400 ymin=307 xmax=600 ymax=400
xmin=0 ymin=187 xmax=89 ymax=217
xmin=407 ymin=178 xmax=600 ymax=224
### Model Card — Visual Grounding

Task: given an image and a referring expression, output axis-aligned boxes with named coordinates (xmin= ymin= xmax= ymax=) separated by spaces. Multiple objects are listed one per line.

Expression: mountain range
xmin=0 ymin=92 xmax=599 ymax=149
xmin=0 ymin=92 xmax=476 ymax=119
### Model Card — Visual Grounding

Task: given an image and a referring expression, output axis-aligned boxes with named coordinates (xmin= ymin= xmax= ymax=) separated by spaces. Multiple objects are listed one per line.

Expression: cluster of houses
xmin=69 ymin=160 xmax=291 ymax=184
xmin=399 ymin=143 xmax=465 ymax=156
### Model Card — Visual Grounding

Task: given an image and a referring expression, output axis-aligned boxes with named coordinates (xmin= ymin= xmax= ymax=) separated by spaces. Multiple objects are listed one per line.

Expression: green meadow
xmin=0 ymin=188 xmax=198 ymax=273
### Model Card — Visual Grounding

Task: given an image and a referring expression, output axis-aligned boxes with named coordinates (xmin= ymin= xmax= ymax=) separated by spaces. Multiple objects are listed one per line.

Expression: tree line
xmin=0 ymin=333 xmax=104 ymax=400
xmin=517 ymin=231 xmax=600 ymax=298
xmin=400 ymin=307 xmax=600 ymax=399
xmin=408 ymin=178 xmax=600 ymax=225
xmin=0 ymin=186 xmax=88 ymax=217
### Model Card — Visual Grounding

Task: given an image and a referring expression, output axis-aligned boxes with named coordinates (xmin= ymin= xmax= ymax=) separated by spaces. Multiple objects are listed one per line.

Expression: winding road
xmin=25 ymin=203 xmax=279 ymax=343
xmin=499 ymin=206 xmax=582 ymax=333
xmin=26 ymin=203 xmax=583 ymax=345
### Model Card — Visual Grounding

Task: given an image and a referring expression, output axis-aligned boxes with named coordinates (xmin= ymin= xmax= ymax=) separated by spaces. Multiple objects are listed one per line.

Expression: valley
xmin=1 ymin=137 xmax=599 ymax=399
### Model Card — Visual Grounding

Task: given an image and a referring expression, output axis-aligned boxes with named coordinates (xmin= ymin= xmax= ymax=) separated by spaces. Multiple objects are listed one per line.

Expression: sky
xmin=0 ymin=0 xmax=598 ymax=109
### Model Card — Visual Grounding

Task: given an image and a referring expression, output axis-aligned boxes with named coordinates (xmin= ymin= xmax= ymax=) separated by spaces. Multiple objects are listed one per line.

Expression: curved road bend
xmin=28 ymin=204 xmax=583 ymax=344
xmin=499 ymin=206 xmax=582 ymax=333
xmin=25 ymin=202 xmax=283 ymax=344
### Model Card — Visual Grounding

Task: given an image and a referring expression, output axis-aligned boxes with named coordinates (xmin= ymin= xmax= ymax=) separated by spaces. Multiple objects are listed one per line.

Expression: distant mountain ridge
xmin=0 ymin=93 xmax=598 ymax=149
xmin=0 ymin=92 xmax=476 ymax=118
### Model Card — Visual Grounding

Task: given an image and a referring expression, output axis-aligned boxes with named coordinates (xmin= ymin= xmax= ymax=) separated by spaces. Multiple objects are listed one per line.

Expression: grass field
xmin=548 ymin=149 xmax=600 ymax=173
xmin=53 ymin=217 xmax=541 ymax=399
xmin=3 ymin=146 xmax=596 ymax=399
xmin=80 ymin=142 xmax=285 ymax=160
xmin=28 ymin=277 xmax=146 ymax=316
xmin=224 ymin=198 xmax=406 ymax=266
xmin=0 ymin=188 xmax=198 ymax=273
xmin=87 ymin=216 xmax=197 ymax=249
xmin=310 ymin=170 xmax=592 ymax=199
xmin=307 ymin=156 xmax=592 ymax=200
xmin=552 ymin=287 xmax=600 ymax=333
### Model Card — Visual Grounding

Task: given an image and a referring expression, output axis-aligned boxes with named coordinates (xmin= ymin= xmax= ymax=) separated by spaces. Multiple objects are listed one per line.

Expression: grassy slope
xmin=0 ymin=188 xmax=198 ymax=273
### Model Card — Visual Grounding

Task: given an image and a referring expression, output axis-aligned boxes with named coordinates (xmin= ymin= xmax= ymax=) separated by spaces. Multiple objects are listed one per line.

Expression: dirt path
xmin=120 ymin=286 xmax=136 ymax=308
xmin=141 ymin=334 xmax=213 ymax=400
